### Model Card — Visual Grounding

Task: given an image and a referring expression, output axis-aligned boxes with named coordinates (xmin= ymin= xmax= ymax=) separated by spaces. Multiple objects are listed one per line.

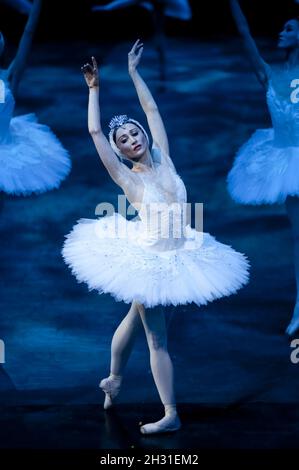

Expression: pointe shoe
xmin=99 ymin=375 xmax=122 ymax=410
xmin=140 ymin=414 xmax=181 ymax=435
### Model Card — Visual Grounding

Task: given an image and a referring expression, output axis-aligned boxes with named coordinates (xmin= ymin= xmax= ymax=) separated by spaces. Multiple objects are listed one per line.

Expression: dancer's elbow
xmin=89 ymin=128 xmax=102 ymax=136
xmin=145 ymin=102 xmax=158 ymax=113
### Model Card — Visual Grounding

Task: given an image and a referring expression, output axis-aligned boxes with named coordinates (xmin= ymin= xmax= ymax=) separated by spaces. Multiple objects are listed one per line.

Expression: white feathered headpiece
xmin=108 ymin=114 xmax=150 ymax=160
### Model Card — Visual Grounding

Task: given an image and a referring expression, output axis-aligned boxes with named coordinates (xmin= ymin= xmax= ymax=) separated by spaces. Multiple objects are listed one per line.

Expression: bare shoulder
xmin=152 ymin=144 xmax=176 ymax=172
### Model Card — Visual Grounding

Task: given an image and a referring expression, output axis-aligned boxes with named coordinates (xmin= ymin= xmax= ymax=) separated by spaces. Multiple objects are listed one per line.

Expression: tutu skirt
xmin=62 ymin=212 xmax=249 ymax=308
xmin=0 ymin=113 xmax=71 ymax=195
xmin=227 ymin=129 xmax=299 ymax=205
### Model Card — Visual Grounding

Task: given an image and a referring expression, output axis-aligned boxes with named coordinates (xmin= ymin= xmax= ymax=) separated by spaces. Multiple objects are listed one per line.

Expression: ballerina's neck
xmin=131 ymin=162 xmax=155 ymax=174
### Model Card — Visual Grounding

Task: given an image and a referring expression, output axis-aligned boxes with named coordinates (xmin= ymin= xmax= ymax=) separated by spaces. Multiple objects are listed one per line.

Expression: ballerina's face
xmin=115 ymin=123 xmax=148 ymax=160
xmin=0 ymin=32 xmax=5 ymax=58
xmin=278 ymin=20 xmax=299 ymax=49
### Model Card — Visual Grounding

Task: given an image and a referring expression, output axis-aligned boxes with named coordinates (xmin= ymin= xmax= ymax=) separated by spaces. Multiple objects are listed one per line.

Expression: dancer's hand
xmin=81 ymin=57 xmax=99 ymax=89
xmin=128 ymin=39 xmax=143 ymax=74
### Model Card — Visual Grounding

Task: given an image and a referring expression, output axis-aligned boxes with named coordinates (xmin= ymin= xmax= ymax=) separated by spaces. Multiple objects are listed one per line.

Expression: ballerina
xmin=227 ymin=0 xmax=299 ymax=336
xmin=0 ymin=0 xmax=71 ymax=196
xmin=91 ymin=0 xmax=192 ymax=84
xmin=62 ymin=39 xmax=249 ymax=434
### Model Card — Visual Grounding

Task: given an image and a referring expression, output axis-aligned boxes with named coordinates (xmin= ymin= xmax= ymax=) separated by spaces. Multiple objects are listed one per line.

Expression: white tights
xmin=102 ymin=300 xmax=181 ymax=433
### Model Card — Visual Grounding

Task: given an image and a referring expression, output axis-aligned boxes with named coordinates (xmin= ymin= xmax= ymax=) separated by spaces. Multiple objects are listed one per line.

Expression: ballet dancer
xmin=0 ymin=0 xmax=71 ymax=196
xmin=227 ymin=0 xmax=299 ymax=336
xmin=62 ymin=39 xmax=249 ymax=434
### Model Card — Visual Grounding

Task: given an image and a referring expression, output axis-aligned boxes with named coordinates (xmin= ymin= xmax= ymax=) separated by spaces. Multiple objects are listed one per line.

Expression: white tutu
xmin=227 ymin=80 xmax=299 ymax=205
xmin=62 ymin=213 xmax=249 ymax=308
xmin=0 ymin=113 xmax=71 ymax=195
xmin=0 ymin=80 xmax=71 ymax=196
xmin=62 ymin=153 xmax=249 ymax=308
xmin=227 ymin=128 xmax=299 ymax=204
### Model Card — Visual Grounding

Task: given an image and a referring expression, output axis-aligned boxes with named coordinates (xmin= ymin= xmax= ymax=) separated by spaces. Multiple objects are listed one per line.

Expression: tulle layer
xmin=62 ymin=212 xmax=249 ymax=308
xmin=0 ymin=113 xmax=71 ymax=195
xmin=227 ymin=129 xmax=299 ymax=205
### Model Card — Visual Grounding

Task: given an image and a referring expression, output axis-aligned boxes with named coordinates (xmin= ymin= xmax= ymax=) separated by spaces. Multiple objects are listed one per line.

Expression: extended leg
xmin=110 ymin=300 xmax=143 ymax=375
xmin=137 ymin=303 xmax=181 ymax=434
xmin=285 ymin=196 xmax=299 ymax=335
xmin=99 ymin=300 xmax=142 ymax=409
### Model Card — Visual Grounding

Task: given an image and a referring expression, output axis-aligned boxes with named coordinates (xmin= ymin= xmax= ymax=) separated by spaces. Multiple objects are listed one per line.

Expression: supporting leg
xmin=137 ymin=303 xmax=181 ymax=434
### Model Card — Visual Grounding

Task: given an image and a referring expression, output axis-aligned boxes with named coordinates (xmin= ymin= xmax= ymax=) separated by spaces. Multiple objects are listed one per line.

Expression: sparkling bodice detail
xmin=136 ymin=157 xmax=188 ymax=252
xmin=266 ymin=79 xmax=299 ymax=147
xmin=0 ymin=79 xmax=15 ymax=144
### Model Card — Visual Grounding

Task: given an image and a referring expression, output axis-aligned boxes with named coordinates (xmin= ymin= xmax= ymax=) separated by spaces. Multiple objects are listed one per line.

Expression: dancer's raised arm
xmin=82 ymin=57 xmax=133 ymax=188
xmin=230 ymin=0 xmax=271 ymax=88
xmin=7 ymin=0 xmax=42 ymax=95
xmin=128 ymin=39 xmax=176 ymax=171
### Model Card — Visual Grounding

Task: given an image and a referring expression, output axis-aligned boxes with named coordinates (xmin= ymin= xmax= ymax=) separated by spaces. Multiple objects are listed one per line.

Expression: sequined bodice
xmin=136 ymin=154 xmax=188 ymax=252
xmin=0 ymin=79 xmax=15 ymax=144
xmin=266 ymin=79 xmax=299 ymax=147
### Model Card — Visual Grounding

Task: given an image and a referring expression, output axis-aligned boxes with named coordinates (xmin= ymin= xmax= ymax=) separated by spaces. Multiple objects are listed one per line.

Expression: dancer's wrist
xmin=129 ymin=68 xmax=137 ymax=77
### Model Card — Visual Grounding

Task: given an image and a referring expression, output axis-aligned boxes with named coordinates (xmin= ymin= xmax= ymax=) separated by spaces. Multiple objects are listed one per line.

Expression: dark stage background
xmin=2 ymin=0 xmax=299 ymax=42
xmin=1 ymin=0 xmax=299 ymax=456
